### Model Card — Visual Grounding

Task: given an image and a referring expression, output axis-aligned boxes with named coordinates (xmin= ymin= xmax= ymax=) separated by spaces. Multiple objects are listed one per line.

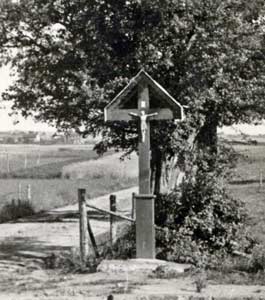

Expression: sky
xmin=1 ymin=66 xmax=265 ymax=135
xmin=0 ymin=66 xmax=55 ymax=132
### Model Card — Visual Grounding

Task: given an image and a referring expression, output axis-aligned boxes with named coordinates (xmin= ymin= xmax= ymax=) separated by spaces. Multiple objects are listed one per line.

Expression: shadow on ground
xmin=0 ymin=236 xmax=71 ymax=260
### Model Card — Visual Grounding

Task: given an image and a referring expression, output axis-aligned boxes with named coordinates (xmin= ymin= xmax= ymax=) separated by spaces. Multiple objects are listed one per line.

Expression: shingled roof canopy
xmin=104 ymin=69 xmax=184 ymax=122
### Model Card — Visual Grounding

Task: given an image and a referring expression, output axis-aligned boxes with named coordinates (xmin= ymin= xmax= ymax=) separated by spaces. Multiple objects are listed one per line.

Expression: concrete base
xmin=97 ymin=258 xmax=191 ymax=275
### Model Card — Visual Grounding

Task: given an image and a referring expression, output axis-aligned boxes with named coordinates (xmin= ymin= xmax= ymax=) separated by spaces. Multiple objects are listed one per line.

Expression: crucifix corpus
xmin=104 ymin=69 xmax=184 ymax=259
xmin=129 ymin=111 xmax=158 ymax=143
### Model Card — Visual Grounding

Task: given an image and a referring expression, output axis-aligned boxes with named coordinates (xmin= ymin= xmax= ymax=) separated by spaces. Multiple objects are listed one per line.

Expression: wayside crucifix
xmin=104 ymin=69 xmax=184 ymax=259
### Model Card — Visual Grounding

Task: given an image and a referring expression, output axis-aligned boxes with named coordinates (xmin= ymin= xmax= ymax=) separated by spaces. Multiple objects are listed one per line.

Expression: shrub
xmin=155 ymin=168 xmax=252 ymax=267
xmin=248 ymin=245 xmax=265 ymax=272
xmin=44 ymin=248 xmax=102 ymax=273
xmin=102 ymin=226 xmax=136 ymax=260
xmin=0 ymin=199 xmax=35 ymax=223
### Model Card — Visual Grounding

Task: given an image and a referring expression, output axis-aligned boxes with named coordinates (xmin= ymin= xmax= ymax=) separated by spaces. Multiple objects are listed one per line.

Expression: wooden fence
xmin=78 ymin=188 xmax=136 ymax=268
xmin=78 ymin=188 xmax=165 ymax=268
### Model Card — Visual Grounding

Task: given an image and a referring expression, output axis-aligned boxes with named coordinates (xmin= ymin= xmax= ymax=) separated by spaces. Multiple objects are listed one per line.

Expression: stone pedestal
xmin=97 ymin=259 xmax=190 ymax=276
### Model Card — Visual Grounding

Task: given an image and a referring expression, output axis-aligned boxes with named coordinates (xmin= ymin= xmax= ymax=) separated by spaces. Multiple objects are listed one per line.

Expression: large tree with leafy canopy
xmin=0 ymin=0 xmax=264 ymax=193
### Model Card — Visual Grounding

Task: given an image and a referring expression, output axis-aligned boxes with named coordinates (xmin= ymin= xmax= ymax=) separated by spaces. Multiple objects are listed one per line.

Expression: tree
xmin=0 ymin=0 xmax=264 ymax=192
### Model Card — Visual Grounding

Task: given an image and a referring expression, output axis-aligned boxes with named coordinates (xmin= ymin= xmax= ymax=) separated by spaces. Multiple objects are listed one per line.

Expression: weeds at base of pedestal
xmin=192 ymin=269 xmax=208 ymax=293
xmin=43 ymin=249 xmax=102 ymax=274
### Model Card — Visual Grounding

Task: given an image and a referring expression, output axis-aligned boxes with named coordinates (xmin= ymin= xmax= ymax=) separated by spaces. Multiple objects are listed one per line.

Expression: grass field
xmin=0 ymin=177 xmax=137 ymax=212
xmin=232 ymin=144 xmax=265 ymax=183
xmin=62 ymin=152 xmax=138 ymax=180
xmin=228 ymin=143 xmax=265 ymax=246
xmin=0 ymin=144 xmax=101 ymax=178
xmin=229 ymin=183 xmax=265 ymax=246
xmin=0 ymin=146 xmax=138 ymax=213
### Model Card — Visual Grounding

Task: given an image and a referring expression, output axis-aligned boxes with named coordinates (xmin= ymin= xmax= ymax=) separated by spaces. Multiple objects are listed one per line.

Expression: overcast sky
xmin=0 ymin=66 xmax=55 ymax=132
xmin=0 ymin=66 xmax=265 ymax=135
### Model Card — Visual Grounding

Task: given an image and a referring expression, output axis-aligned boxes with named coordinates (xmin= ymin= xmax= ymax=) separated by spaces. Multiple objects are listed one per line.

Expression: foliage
xmin=99 ymin=148 xmax=252 ymax=268
xmin=103 ymin=148 xmax=251 ymax=267
xmin=0 ymin=0 xmax=264 ymax=171
xmin=155 ymin=172 xmax=252 ymax=266
xmin=193 ymin=270 xmax=207 ymax=293
xmin=155 ymin=144 xmax=248 ymax=263
xmin=0 ymin=199 xmax=35 ymax=223
xmin=43 ymin=249 xmax=101 ymax=273
xmin=248 ymin=244 xmax=265 ymax=272
xmin=102 ymin=225 xmax=136 ymax=260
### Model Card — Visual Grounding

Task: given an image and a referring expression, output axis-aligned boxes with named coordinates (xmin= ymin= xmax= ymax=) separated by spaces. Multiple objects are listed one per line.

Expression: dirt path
xmin=0 ymin=187 xmax=137 ymax=273
xmin=0 ymin=265 xmax=265 ymax=300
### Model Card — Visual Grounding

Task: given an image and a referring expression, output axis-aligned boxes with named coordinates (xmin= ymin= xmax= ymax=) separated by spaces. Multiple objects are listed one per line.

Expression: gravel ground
xmin=0 ymin=186 xmax=265 ymax=300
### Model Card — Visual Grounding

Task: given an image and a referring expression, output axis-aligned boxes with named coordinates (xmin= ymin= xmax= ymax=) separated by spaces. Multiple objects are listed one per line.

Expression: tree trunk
xmin=151 ymin=150 xmax=186 ymax=195
xmin=196 ymin=116 xmax=218 ymax=169
xmin=151 ymin=148 xmax=163 ymax=195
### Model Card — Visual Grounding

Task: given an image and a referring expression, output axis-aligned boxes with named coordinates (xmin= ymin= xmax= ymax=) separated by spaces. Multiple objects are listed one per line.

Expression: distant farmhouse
xmin=0 ymin=131 xmax=50 ymax=144
xmin=0 ymin=130 xmax=95 ymax=145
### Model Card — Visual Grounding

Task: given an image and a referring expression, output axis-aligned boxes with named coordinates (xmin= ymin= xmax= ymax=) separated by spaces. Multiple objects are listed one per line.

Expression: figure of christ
xmin=129 ymin=110 xmax=158 ymax=143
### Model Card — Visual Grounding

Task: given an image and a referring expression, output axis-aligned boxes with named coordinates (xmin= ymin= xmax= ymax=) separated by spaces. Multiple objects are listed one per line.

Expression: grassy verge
xmin=62 ymin=153 xmax=138 ymax=180
xmin=231 ymin=144 xmax=265 ymax=183
xmin=0 ymin=177 xmax=137 ymax=212
xmin=0 ymin=153 xmax=138 ymax=212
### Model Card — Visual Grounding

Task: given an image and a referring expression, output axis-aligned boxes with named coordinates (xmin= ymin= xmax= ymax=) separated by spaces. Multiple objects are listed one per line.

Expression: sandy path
xmin=0 ymin=186 xmax=137 ymax=261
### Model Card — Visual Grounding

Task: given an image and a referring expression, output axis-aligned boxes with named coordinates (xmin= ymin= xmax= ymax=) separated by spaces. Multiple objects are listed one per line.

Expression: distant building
xmin=21 ymin=132 xmax=41 ymax=144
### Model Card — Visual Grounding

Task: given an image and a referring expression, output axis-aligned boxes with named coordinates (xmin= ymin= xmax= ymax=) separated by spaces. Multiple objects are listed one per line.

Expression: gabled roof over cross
xmin=104 ymin=69 xmax=184 ymax=122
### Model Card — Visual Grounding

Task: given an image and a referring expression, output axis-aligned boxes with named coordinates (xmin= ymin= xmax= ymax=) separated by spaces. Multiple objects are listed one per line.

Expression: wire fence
xmin=0 ymin=183 xmax=32 ymax=207
xmin=0 ymin=152 xmax=41 ymax=174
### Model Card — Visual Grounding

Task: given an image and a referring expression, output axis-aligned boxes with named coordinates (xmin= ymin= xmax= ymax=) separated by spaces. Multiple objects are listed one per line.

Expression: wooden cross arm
xmin=105 ymin=108 xmax=178 ymax=122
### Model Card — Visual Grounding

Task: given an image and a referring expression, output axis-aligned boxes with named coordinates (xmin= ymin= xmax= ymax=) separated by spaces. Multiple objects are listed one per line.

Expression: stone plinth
xmin=97 ymin=258 xmax=190 ymax=275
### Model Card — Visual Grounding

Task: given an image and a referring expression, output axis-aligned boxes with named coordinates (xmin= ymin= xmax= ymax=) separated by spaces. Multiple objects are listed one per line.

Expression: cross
xmin=104 ymin=70 xmax=184 ymax=259
xmin=129 ymin=81 xmax=171 ymax=259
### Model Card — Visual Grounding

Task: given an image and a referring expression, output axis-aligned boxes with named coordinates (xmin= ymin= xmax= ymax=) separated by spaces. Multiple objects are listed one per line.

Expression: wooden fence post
xmin=260 ymin=171 xmax=263 ymax=190
xmin=110 ymin=194 xmax=116 ymax=247
xmin=6 ymin=153 xmax=10 ymax=173
xmin=86 ymin=216 xmax=99 ymax=258
xmin=78 ymin=189 xmax=89 ymax=267
xmin=37 ymin=152 xmax=41 ymax=166
xmin=18 ymin=183 xmax=22 ymax=200
xmin=131 ymin=192 xmax=135 ymax=219
xmin=24 ymin=153 xmax=27 ymax=169
xmin=27 ymin=184 xmax=31 ymax=201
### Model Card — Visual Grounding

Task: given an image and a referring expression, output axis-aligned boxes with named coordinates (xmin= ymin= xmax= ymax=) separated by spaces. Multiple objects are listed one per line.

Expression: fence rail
xmin=85 ymin=202 xmax=135 ymax=223
xmin=78 ymin=188 xmax=164 ymax=268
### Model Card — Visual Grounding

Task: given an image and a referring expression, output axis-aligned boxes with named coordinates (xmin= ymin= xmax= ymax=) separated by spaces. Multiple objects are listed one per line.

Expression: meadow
xmin=0 ymin=145 xmax=138 ymax=212
xmin=0 ymin=144 xmax=99 ymax=178
xmin=62 ymin=152 xmax=138 ymax=180
xmin=228 ymin=142 xmax=265 ymax=246
xmin=231 ymin=144 xmax=265 ymax=183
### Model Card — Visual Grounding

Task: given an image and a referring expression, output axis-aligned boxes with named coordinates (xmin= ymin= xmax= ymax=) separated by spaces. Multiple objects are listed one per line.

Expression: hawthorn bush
xmin=155 ymin=175 xmax=251 ymax=266
xmin=155 ymin=147 xmax=253 ymax=267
